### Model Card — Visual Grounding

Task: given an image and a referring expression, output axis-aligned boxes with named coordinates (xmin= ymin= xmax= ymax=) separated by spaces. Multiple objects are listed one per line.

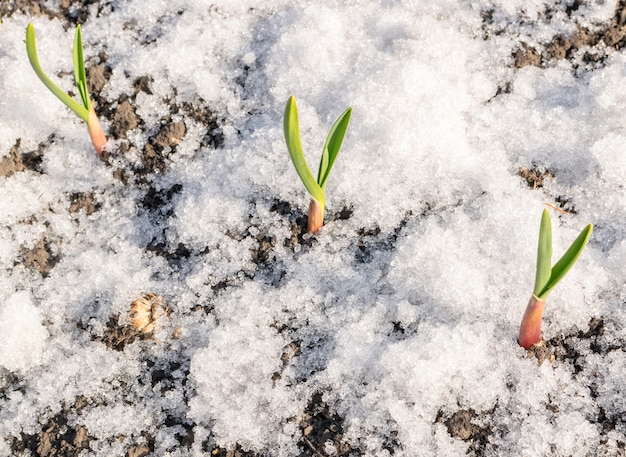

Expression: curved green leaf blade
xmin=72 ymin=25 xmax=91 ymax=111
xmin=284 ymin=96 xmax=325 ymax=205
xmin=537 ymin=223 xmax=593 ymax=299
xmin=533 ymin=209 xmax=552 ymax=297
xmin=318 ymin=106 xmax=352 ymax=190
xmin=318 ymin=145 xmax=330 ymax=188
xmin=26 ymin=23 xmax=89 ymax=122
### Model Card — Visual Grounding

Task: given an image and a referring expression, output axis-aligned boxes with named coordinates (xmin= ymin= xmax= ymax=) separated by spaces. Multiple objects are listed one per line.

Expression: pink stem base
xmin=87 ymin=104 xmax=107 ymax=157
xmin=518 ymin=294 xmax=546 ymax=349
xmin=307 ymin=199 xmax=324 ymax=234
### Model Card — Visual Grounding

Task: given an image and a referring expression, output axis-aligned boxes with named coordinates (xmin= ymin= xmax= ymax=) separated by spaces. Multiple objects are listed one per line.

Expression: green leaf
xmin=283 ymin=96 xmax=325 ymax=206
xmin=318 ymin=106 xmax=352 ymax=190
xmin=318 ymin=145 xmax=330 ymax=188
xmin=72 ymin=25 xmax=91 ymax=111
xmin=533 ymin=209 xmax=552 ymax=296
xmin=26 ymin=23 xmax=89 ymax=122
xmin=537 ymin=222 xmax=593 ymax=300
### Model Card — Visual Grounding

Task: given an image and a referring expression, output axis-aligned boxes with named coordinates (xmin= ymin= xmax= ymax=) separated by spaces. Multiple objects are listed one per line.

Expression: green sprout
xmin=26 ymin=23 xmax=106 ymax=156
xmin=283 ymin=95 xmax=352 ymax=234
xmin=518 ymin=209 xmax=593 ymax=349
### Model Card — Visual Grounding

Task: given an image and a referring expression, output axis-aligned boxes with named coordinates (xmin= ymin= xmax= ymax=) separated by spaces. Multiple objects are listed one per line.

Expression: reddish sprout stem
xmin=518 ymin=294 xmax=546 ymax=349
xmin=307 ymin=199 xmax=324 ymax=234
xmin=87 ymin=104 xmax=106 ymax=156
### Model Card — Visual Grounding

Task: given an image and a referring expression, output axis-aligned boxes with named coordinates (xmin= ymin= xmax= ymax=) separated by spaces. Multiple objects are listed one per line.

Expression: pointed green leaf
xmin=318 ymin=145 xmax=330 ymax=188
xmin=26 ymin=23 xmax=89 ymax=122
xmin=72 ymin=25 xmax=91 ymax=111
xmin=533 ymin=209 xmax=552 ymax=296
xmin=283 ymin=96 xmax=325 ymax=206
xmin=537 ymin=223 xmax=593 ymax=300
xmin=317 ymin=106 xmax=352 ymax=190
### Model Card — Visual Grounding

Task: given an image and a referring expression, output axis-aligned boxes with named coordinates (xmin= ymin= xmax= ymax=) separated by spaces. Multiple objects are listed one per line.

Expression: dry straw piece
xmin=129 ymin=293 xmax=165 ymax=335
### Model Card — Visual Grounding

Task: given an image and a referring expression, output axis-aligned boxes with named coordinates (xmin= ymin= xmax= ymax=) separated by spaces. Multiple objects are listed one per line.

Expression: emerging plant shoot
xmin=518 ymin=209 xmax=593 ymax=349
xmin=26 ymin=23 xmax=106 ymax=156
xmin=283 ymin=95 xmax=352 ymax=234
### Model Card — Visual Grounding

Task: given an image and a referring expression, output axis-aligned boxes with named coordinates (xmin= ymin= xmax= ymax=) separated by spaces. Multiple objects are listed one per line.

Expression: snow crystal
xmin=0 ymin=291 xmax=48 ymax=372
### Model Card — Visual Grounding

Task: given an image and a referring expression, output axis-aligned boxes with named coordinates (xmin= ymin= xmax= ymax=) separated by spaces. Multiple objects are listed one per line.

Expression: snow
xmin=0 ymin=291 xmax=48 ymax=372
xmin=0 ymin=0 xmax=625 ymax=456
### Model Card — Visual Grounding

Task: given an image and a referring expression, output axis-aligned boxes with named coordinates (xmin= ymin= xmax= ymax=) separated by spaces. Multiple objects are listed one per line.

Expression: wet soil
xmin=485 ymin=0 xmax=626 ymax=70
xmin=0 ymin=139 xmax=44 ymax=177
xmin=10 ymin=397 xmax=92 ymax=457
xmin=19 ymin=234 xmax=59 ymax=278
xmin=518 ymin=165 xmax=554 ymax=190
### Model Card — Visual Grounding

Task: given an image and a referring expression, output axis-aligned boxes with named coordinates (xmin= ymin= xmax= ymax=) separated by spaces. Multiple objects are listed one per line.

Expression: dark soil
xmin=10 ymin=397 xmax=92 ymax=457
xmin=298 ymin=393 xmax=360 ymax=457
xmin=427 ymin=317 xmax=626 ymax=456
xmin=19 ymin=234 xmax=59 ymax=277
xmin=0 ymin=0 xmax=60 ymax=21
xmin=436 ymin=408 xmax=493 ymax=455
xmin=204 ymin=392 xmax=361 ymax=457
xmin=139 ymin=120 xmax=187 ymax=175
xmin=110 ymin=98 xmax=140 ymax=139
xmin=522 ymin=317 xmax=626 ymax=449
xmin=506 ymin=1 xmax=626 ymax=69
xmin=68 ymin=191 xmax=100 ymax=215
xmin=518 ymin=164 xmax=580 ymax=214
xmin=518 ymin=165 xmax=554 ymax=189
xmin=0 ymin=139 xmax=44 ymax=177
xmin=354 ymin=210 xmax=411 ymax=264
xmin=99 ymin=314 xmax=144 ymax=351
